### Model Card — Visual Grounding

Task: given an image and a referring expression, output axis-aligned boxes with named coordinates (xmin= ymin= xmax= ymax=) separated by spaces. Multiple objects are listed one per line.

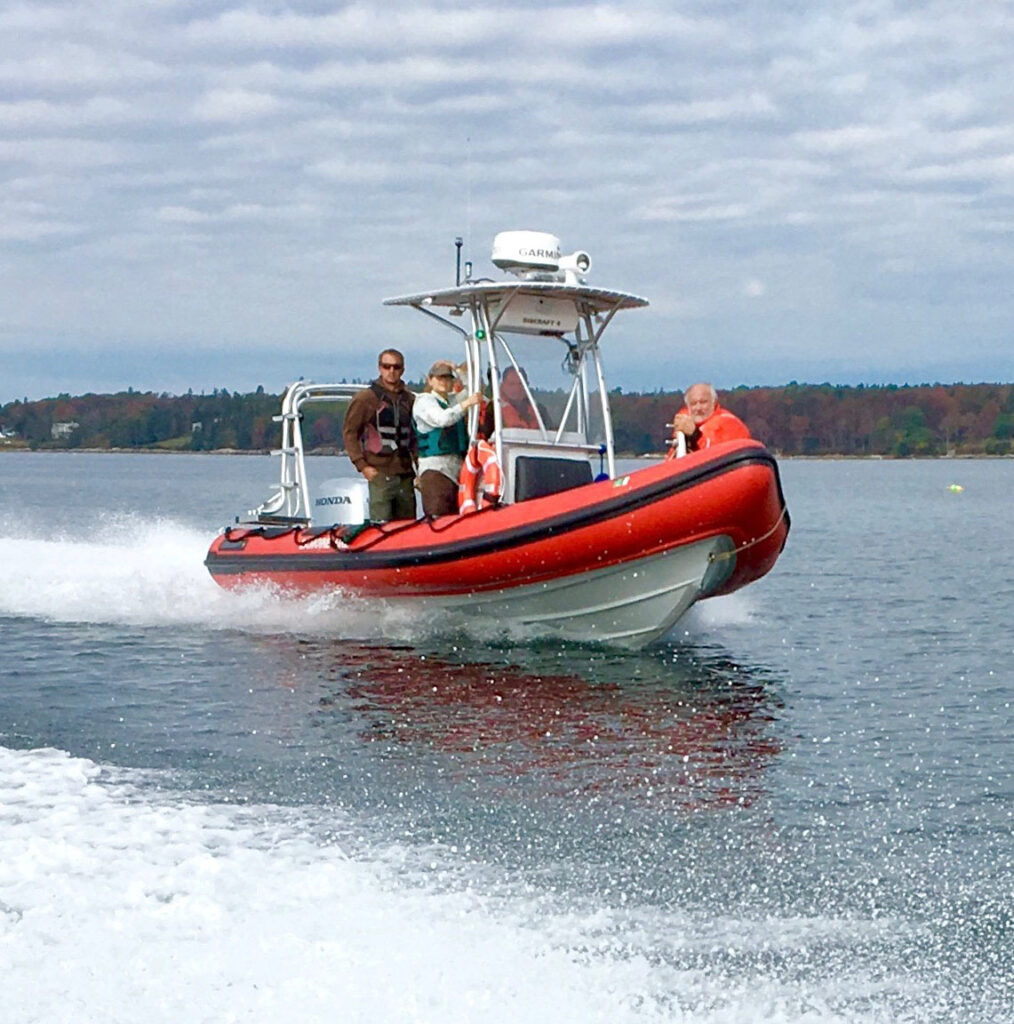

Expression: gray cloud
xmin=2 ymin=0 xmax=1013 ymax=402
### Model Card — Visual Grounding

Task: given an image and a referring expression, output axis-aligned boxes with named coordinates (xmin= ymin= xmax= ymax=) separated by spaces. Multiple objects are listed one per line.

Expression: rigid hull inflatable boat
xmin=205 ymin=231 xmax=789 ymax=646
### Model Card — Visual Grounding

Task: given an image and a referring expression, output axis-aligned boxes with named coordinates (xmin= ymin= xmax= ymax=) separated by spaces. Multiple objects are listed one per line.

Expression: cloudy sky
xmin=2 ymin=0 xmax=1013 ymax=402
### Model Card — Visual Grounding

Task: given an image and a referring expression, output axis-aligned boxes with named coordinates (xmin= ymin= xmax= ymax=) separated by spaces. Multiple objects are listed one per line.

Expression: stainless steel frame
xmin=244 ymin=381 xmax=366 ymax=523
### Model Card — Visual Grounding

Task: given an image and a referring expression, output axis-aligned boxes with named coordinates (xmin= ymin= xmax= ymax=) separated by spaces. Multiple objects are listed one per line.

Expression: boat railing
xmin=241 ymin=381 xmax=366 ymax=523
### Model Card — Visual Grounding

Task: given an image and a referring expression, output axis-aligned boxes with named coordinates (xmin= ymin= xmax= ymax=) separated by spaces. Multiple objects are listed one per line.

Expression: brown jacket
xmin=343 ymin=380 xmax=416 ymax=476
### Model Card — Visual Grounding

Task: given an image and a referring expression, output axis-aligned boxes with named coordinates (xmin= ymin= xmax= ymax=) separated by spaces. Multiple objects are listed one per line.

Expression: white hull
xmin=421 ymin=536 xmax=734 ymax=647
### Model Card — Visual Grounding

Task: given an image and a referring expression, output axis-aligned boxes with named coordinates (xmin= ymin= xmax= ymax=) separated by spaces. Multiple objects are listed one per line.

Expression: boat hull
xmin=429 ymin=535 xmax=732 ymax=645
xmin=205 ymin=440 xmax=789 ymax=647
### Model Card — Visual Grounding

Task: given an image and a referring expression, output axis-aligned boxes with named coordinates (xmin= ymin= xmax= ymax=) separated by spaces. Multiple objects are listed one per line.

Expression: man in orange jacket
xmin=670 ymin=382 xmax=750 ymax=453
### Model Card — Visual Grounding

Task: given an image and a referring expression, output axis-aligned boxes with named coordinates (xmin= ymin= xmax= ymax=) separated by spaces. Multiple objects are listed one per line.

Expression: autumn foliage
xmin=3 ymin=381 xmax=1013 ymax=457
xmin=605 ymin=382 xmax=1014 ymax=456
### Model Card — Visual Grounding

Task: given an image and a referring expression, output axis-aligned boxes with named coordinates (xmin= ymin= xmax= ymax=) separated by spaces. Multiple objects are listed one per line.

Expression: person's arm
xmin=412 ymin=393 xmax=443 ymax=432
xmin=670 ymin=411 xmax=699 ymax=450
xmin=342 ymin=392 xmax=372 ymax=472
xmin=478 ymin=399 xmax=494 ymax=439
xmin=416 ymin=393 xmax=481 ymax=430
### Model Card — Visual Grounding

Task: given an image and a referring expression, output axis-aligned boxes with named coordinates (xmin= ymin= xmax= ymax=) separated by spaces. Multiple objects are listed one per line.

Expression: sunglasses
xmin=433 ymin=372 xmax=455 ymax=379
xmin=380 ymin=362 xmax=404 ymax=370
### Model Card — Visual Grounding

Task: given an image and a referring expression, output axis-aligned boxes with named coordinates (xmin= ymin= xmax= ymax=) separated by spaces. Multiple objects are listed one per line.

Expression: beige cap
xmin=427 ymin=360 xmax=457 ymax=378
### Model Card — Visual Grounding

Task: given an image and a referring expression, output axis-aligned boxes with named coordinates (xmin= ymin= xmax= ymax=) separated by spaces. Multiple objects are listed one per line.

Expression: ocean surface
xmin=1 ymin=451 xmax=1011 ymax=1024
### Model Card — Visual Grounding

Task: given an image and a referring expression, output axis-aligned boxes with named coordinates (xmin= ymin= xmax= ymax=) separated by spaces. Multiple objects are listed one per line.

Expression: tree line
xmin=2 ymin=381 xmax=1013 ymax=457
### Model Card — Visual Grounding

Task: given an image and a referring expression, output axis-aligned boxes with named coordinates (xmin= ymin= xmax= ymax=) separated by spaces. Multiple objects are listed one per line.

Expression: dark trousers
xmin=418 ymin=470 xmax=459 ymax=517
xmin=368 ymin=473 xmax=416 ymax=521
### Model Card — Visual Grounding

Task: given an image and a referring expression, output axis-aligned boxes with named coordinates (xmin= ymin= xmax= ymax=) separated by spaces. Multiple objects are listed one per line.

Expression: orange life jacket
xmin=673 ymin=402 xmax=751 ymax=449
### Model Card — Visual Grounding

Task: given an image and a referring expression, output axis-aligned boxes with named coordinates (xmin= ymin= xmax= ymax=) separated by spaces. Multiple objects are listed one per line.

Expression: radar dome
xmin=491 ymin=231 xmax=562 ymax=275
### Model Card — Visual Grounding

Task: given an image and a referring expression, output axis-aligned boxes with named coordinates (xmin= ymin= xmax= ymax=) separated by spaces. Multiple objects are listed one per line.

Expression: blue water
xmin=1 ymin=452 xmax=1011 ymax=1023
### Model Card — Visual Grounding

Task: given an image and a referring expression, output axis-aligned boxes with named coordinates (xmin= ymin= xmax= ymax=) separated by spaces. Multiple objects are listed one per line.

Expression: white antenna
xmin=465 ymin=134 xmax=473 ymax=270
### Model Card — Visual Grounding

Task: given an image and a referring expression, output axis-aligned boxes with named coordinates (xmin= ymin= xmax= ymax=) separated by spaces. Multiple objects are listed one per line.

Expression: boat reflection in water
xmin=319 ymin=640 xmax=783 ymax=813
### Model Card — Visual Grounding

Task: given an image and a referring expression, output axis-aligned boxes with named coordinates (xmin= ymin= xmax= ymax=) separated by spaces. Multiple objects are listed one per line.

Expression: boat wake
xmin=0 ymin=514 xmax=757 ymax=645
xmin=0 ymin=746 xmax=675 ymax=1024
xmin=0 ymin=516 xmax=428 ymax=640
xmin=0 ymin=744 xmax=932 ymax=1024
xmin=685 ymin=590 xmax=758 ymax=629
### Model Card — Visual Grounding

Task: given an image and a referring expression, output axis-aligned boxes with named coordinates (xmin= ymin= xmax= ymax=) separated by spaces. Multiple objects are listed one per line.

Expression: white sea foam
xmin=0 ymin=746 xmax=913 ymax=1024
xmin=0 ymin=747 xmax=659 ymax=1023
xmin=0 ymin=517 xmax=431 ymax=641
xmin=681 ymin=592 xmax=757 ymax=631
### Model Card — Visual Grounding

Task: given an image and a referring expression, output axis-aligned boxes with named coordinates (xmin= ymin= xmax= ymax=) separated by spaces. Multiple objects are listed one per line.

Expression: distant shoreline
xmin=6 ymin=381 xmax=1012 ymax=457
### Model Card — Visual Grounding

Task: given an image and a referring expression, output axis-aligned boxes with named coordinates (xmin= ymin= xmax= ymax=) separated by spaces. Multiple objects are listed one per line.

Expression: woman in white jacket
xmin=412 ymin=360 xmax=482 ymax=516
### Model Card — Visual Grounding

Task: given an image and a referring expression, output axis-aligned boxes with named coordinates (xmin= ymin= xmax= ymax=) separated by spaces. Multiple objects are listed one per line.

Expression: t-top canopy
xmin=386 ymin=231 xmax=647 ymax=335
xmin=384 ymin=280 xmax=648 ymax=320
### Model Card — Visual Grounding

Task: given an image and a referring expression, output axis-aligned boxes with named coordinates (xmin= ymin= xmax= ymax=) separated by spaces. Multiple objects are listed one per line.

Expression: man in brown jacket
xmin=342 ymin=349 xmax=417 ymax=521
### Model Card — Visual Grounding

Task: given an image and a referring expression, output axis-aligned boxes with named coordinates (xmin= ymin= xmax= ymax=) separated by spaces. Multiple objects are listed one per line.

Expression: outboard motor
xmin=312 ymin=479 xmax=369 ymax=526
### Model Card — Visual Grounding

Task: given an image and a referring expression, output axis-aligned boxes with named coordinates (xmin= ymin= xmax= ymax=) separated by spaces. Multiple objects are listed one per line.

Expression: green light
xmin=475 ymin=329 xmax=486 ymax=340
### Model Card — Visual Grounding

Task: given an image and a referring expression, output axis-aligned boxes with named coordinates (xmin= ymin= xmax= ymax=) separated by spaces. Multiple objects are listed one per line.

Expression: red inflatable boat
xmin=205 ymin=230 xmax=789 ymax=646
